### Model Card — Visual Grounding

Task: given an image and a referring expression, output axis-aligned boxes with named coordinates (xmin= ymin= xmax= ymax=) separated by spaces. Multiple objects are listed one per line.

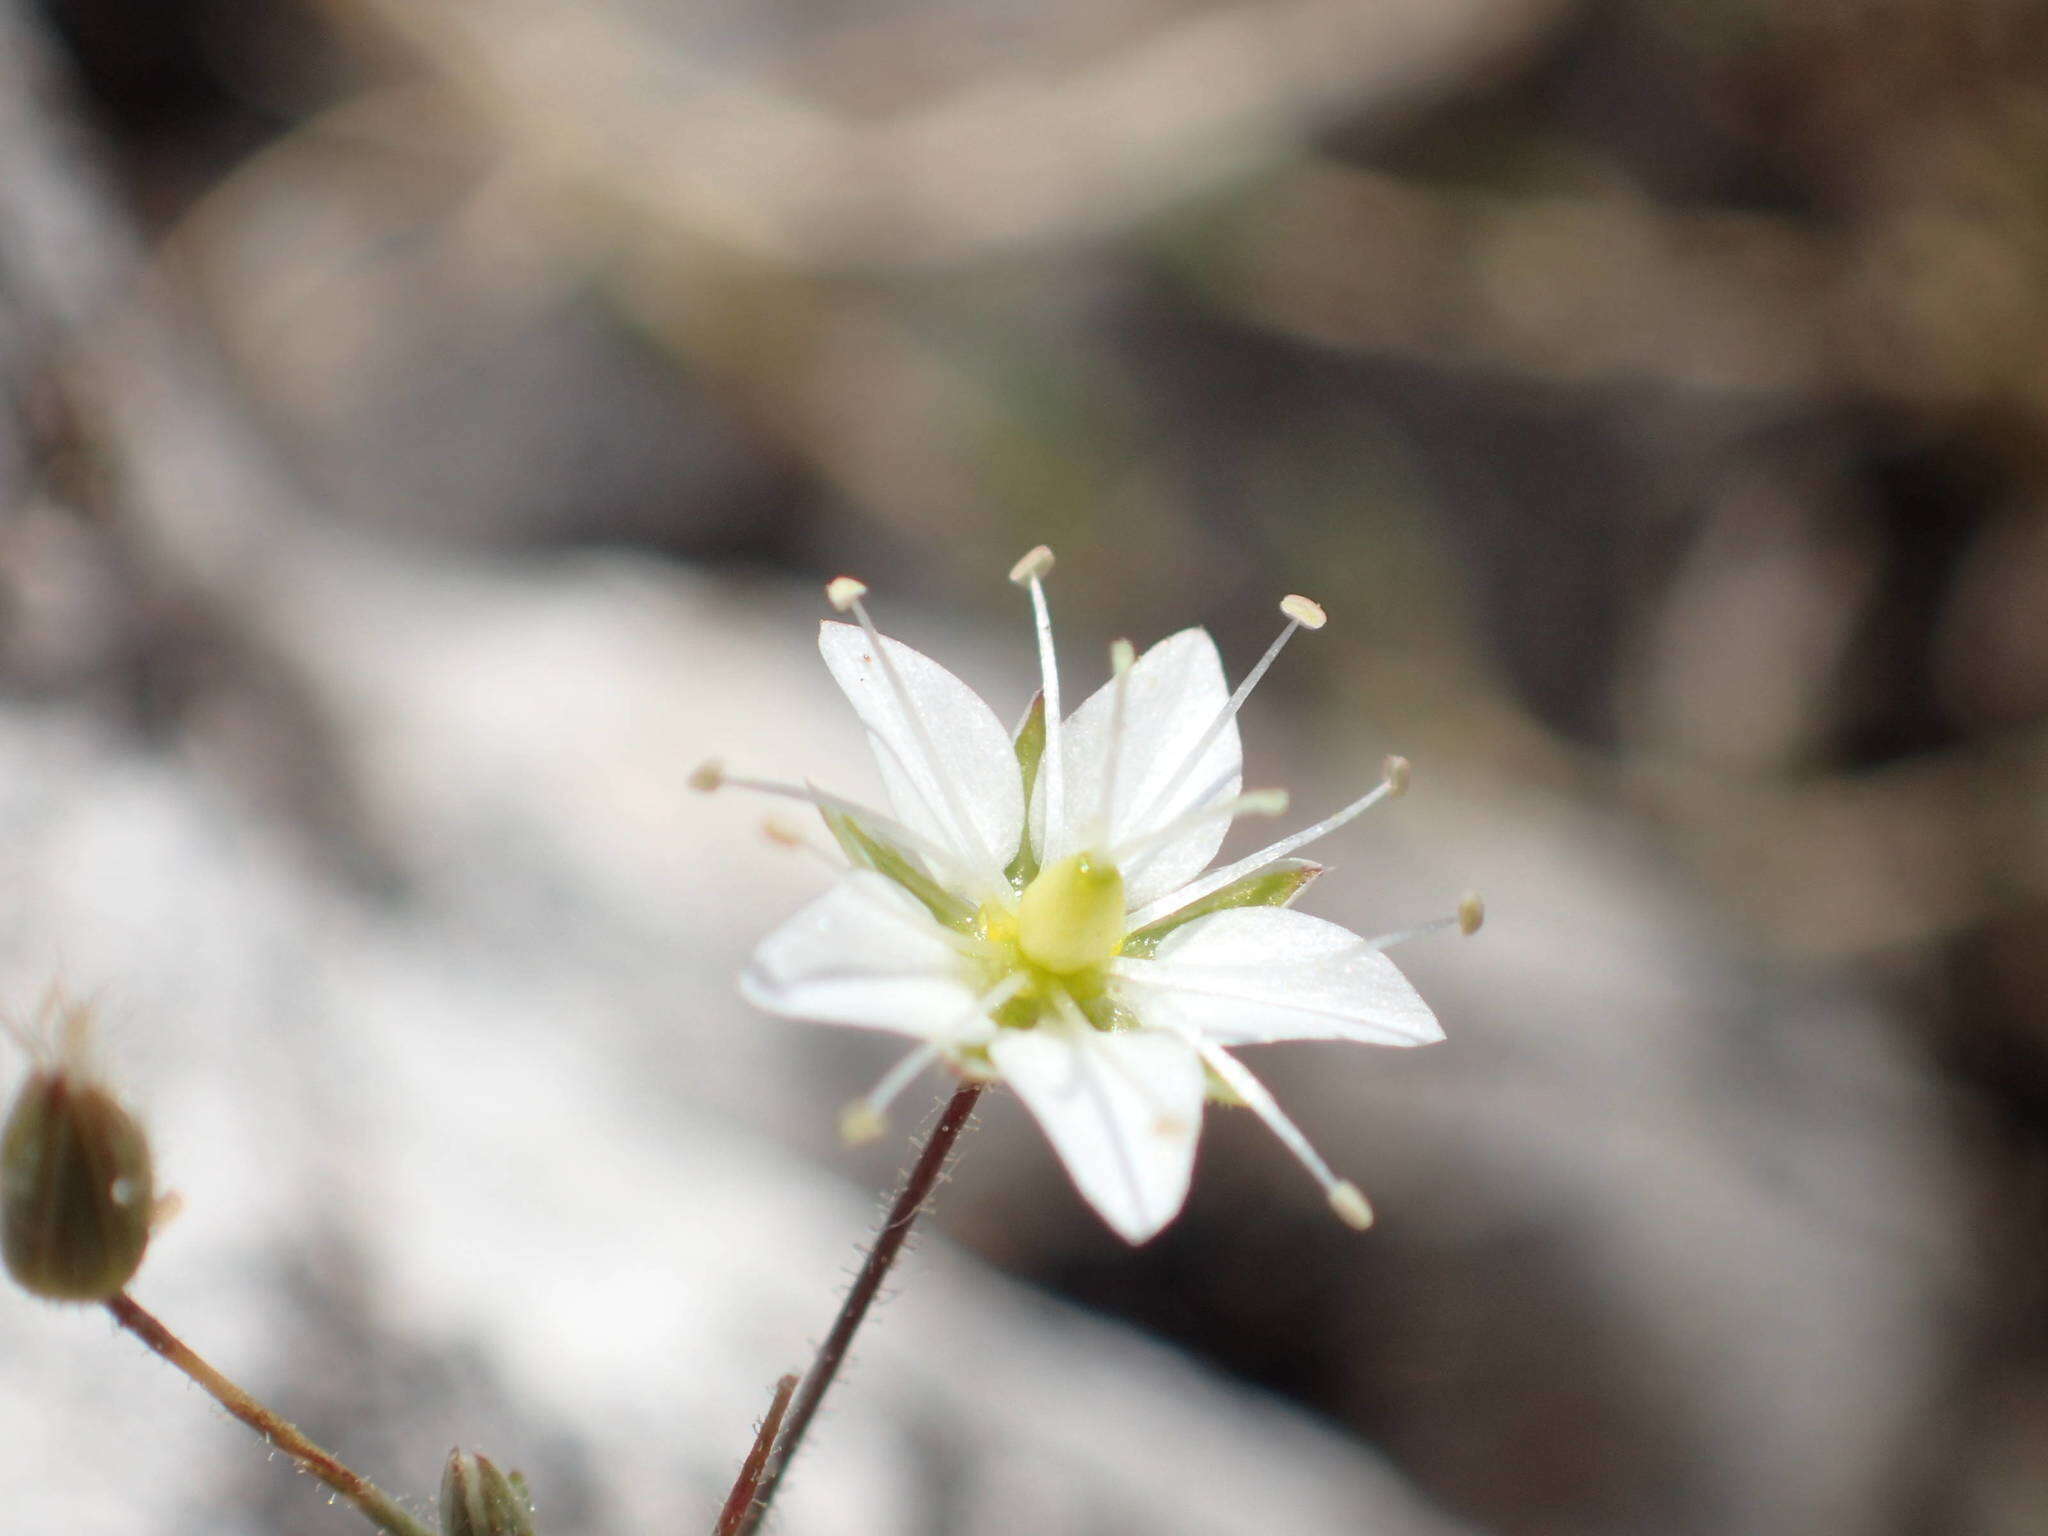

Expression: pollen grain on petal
xmin=1008 ymin=545 xmax=1056 ymax=585
xmin=1458 ymin=892 xmax=1486 ymax=936
xmin=825 ymin=576 xmax=869 ymax=611
xmin=688 ymin=759 xmax=726 ymax=793
xmin=1280 ymin=594 xmax=1327 ymax=630
xmin=1382 ymin=755 xmax=1412 ymax=797
xmin=1329 ymin=1181 xmax=1375 ymax=1230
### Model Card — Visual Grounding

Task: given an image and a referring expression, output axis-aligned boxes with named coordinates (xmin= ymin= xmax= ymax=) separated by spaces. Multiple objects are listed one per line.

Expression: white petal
xmin=1034 ymin=628 xmax=1241 ymax=909
xmin=740 ymin=871 xmax=989 ymax=1042
xmin=990 ymin=1025 xmax=1203 ymax=1243
xmin=819 ymin=621 xmax=1023 ymax=892
xmin=1111 ymin=907 xmax=1444 ymax=1047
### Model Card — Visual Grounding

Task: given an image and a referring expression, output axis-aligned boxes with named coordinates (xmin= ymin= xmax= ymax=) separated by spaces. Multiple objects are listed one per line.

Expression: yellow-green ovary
xmin=1015 ymin=853 xmax=1127 ymax=976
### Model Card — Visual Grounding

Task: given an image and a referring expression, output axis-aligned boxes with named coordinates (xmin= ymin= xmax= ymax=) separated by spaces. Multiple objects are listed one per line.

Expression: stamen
xmin=702 ymin=768 xmax=978 ymax=888
xmin=1357 ymin=891 xmax=1486 ymax=953
xmin=839 ymin=1044 xmax=938 ymax=1145
xmin=1115 ymin=761 xmax=1238 ymax=880
xmin=1110 ymin=788 xmax=1288 ymax=869
xmin=1091 ymin=638 xmax=1136 ymax=848
xmin=761 ymin=817 xmax=842 ymax=869
xmin=825 ymin=577 xmax=1000 ymax=877
xmin=1011 ymin=548 xmax=1065 ymax=852
xmin=839 ymin=972 xmax=1026 ymax=1144
xmin=1124 ymin=760 xmax=1408 ymax=931
xmin=1279 ymin=594 xmax=1327 ymax=630
xmin=1196 ymin=1041 xmax=1371 ymax=1228
xmin=1132 ymin=594 xmax=1327 ymax=830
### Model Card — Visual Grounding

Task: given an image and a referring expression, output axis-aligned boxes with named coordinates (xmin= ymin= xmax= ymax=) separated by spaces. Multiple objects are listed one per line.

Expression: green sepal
xmin=1004 ymin=692 xmax=1047 ymax=888
xmin=441 ymin=1450 xmax=538 ymax=1536
xmin=821 ymin=807 xmax=976 ymax=930
xmin=1118 ymin=859 xmax=1324 ymax=958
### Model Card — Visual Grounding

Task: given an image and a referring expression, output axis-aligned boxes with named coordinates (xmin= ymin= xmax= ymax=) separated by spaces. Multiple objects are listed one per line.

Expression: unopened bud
xmin=1 ymin=1069 xmax=154 ymax=1301
xmin=441 ymin=1449 xmax=537 ymax=1536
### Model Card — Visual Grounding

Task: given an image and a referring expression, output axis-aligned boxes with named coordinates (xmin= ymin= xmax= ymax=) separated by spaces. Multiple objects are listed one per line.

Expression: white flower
xmin=702 ymin=548 xmax=1477 ymax=1244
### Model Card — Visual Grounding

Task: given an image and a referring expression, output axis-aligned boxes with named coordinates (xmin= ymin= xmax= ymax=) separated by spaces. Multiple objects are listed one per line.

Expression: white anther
xmin=1008 ymin=546 xmax=1056 ymax=584
xmin=1109 ymin=638 xmax=1135 ymax=674
xmin=1382 ymin=755 xmax=1411 ymax=797
xmin=825 ymin=576 xmax=868 ymax=611
xmin=1280 ymin=594 xmax=1327 ymax=630
xmin=1458 ymin=892 xmax=1486 ymax=936
xmin=839 ymin=1102 xmax=889 ymax=1146
xmin=1329 ymin=1182 xmax=1374 ymax=1230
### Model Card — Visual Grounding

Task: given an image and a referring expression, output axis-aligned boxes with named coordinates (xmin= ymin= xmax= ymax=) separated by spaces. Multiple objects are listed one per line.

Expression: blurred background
xmin=0 ymin=0 xmax=2042 ymax=1531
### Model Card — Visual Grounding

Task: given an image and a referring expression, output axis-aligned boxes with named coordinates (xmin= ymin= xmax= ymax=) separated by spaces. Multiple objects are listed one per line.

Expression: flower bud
xmin=441 ymin=1449 xmax=537 ymax=1536
xmin=1 ymin=1069 xmax=153 ymax=1301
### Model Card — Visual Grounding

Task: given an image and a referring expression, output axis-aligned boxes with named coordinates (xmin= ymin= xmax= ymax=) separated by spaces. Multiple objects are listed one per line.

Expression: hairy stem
xmin=105 ymin=1291 xmax=435 ymax=1536
xmin=715 ymin=1372 xmax=798 ymax=1536
xmin=733 ymin=1080 xmax=984 ymax=1535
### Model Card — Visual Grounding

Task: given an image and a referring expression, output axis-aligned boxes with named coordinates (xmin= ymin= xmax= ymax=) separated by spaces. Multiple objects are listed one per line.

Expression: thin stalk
xmin=733 ymin=1080 xmax=984 ymax=1536
xmin=715 ymin=1373 xmax=798 ymax=1536
xmin=104 ymin=1290 xmax=435 ymax=1536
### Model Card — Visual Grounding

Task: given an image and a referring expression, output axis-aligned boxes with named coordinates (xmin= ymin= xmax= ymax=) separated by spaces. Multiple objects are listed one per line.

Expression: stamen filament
xmin=833 ymin=581 xmax=1000 ymax=878
xmin=1011 ymin=548 xmax=1065 ymax=856
xmin=1124 ymin=760 xmax=1406 ymax=930
xmin=1091 ymin=638 xmax=1135 ymax=849
xmin=1362 ymin=893 xmax=1485 ymax=953
xmin=1132 ymin=595 xmax=1324 ymax=830
xmin=698 ymin=767 xmax=980 ymax=890
xmin=840 ymin=1044 xmax=940 ymax=1144
xmin=1110 ymin=788 xmax=1288 ymax=869
xmin=841 ymin=973 xmax=1027 ymax=1144
xmin=1115 ymin=762 xmax=1239 ymax=879
xmin=1194 ymin=1041 xmax=1371 ymax=1229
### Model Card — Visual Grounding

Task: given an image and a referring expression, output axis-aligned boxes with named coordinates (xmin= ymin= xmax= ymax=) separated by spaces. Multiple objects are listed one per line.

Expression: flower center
xmin=1014 ymin=853 xmax=1126 ymax=976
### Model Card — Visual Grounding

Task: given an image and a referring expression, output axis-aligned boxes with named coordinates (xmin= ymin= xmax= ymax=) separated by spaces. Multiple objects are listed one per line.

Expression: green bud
xmin=1016 ymin=853 xmax=1126 ymax=975
xmin=1 ymin=1069 xmax=153 ymax=1301
xmin=441 ymin=1449 xmax=537 ymax=1536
